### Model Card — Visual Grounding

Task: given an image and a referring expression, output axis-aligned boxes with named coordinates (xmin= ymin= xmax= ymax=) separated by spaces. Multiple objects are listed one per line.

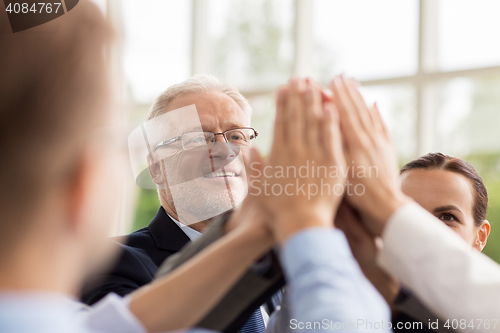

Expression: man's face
xmin=153 ymin=91 xmax=250 ymax=224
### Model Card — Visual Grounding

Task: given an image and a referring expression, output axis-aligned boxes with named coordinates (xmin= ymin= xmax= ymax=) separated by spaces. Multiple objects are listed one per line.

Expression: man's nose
xmin=210 ymin=135 xmax=237 ymax=160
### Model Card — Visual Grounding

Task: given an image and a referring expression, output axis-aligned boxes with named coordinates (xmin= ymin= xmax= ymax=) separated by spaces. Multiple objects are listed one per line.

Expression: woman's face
xmin=400 ymin=168 xmax=490 ymax=251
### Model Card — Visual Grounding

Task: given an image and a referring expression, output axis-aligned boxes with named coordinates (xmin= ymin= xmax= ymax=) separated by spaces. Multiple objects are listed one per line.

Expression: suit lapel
xmin=148 ymin=207 xmax=191 ymax=252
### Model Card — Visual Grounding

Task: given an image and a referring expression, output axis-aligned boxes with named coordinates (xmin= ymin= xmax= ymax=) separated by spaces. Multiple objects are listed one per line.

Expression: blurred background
xmin=96 ymin=0 xmax=500 ymax=261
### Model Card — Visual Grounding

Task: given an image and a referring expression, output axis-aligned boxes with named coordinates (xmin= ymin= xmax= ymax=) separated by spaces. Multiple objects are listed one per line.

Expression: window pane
xmin=207 ymin=0 xmax=294 ymax=91
xmin=361 ymin=84 xmax=417 ymax=161
xmin=434 ymin=76 xmax=500 ymax=155
xmin=247 ymin=85 xmax=417 ymax=161
xmin=432 ymin=76 xmax=500 ymax=262
xmin=248 ymin=94 xmax=276 ymax=156
xmin=313 ymin=0 xmax=419 ymax=82
xmin=122 ymin=0 xmax=192 ymax=104
xmin=438 ymin=0 xmax=500 ymax=71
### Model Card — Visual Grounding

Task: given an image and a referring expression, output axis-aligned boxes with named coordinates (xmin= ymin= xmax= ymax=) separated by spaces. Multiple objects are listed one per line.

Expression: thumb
xmin=243 ymin=147 xmax=264 ymax=196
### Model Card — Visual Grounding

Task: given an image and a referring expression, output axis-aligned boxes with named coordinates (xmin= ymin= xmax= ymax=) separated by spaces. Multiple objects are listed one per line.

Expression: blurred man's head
xmin=146 ymin=75 xmax=254 ymax=229
xmin=0 ymin=2 xmax=121 ymax=294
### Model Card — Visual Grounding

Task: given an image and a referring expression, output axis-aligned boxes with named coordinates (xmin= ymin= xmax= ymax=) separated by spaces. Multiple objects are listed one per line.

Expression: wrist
xmin=233 ymin=219 xmax=274 ymax=254
xmin=274 ymin=212 xmax=333 ymax=245
xmin=366 ymin=193 xmax=412 ymax=236
xmin=366 ymin=271 xmax=400 ymax=305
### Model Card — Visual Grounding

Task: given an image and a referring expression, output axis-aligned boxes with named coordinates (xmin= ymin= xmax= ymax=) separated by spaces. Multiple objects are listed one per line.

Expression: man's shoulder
xmin=81 ymin=226 xmax=172 ymax=305
xmin=112 ymin=226 xmax=155 ymax=250
xmin=111 ymin=224 xmax=177 ymax=270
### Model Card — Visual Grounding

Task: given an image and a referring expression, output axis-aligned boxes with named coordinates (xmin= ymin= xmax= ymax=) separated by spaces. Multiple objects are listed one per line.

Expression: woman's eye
xmin=440 ymin=213 xmax=456 ymax=222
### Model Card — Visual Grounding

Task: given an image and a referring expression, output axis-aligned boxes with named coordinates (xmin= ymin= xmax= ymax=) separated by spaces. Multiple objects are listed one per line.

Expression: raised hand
xmin=247 ymin=78 xmax=346 ymax=245
xmin=330 ymin=75 xmax=412 ymax=236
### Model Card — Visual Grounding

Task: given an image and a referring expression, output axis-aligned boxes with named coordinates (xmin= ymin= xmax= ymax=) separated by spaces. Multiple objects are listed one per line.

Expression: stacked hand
xmin=242 ymin=78 xmax=346 ymax=245
xmin=230 ymin=75 xmax=412 ymax=257
xmin=330 ymin=76 xmax=412 ymax=235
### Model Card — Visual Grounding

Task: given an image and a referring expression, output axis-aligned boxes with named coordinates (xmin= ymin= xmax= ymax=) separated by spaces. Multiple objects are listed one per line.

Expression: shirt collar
xmin=166 ymin=212 xmax=202 ymax=241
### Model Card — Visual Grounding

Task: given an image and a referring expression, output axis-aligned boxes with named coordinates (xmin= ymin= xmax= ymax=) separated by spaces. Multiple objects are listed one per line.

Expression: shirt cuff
xmin=85 ymin=293 xmax=147 ymax=333
xmin=281 ymin=228 xmax=351 ymax=280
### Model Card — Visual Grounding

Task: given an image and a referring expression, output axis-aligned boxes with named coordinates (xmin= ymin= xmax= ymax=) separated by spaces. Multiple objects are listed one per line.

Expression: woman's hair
xmin=400 ymin=152 xmax=488 ymax=227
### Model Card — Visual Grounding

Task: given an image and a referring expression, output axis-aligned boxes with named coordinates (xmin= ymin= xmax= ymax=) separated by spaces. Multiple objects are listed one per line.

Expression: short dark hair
xmin=400 ymin=152 xmax=488 ymax=227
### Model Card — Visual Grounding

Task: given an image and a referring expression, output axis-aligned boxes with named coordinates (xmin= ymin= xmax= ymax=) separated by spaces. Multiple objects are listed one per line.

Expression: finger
xmin=273 ymin=86 xmax=289 ymax=145
xmin=370 ymin=102 xmax=390 ymax=140
xmin=344 ymin=78 xmax=374 ymax=133
xmin=331 ymin=76 xmax=365 ymax=147
xmin=319 ymin=102 xmax=339 ymax=162
xmin=287 ymin=78 xmax=306 ymax=148
xmin=243 ymin=147 xmax=264 ymax=197
xmin=307 ymin=78 xmax=333 ymax=102
xmin=304 ymin=80 xmax=322 ymax=147
xmin=330 ymin=109 xmax=347 ymax=186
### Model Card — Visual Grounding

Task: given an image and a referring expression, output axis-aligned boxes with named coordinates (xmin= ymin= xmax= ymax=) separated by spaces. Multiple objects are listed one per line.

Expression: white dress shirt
xmin=378 ymin=202 xmax=500 ymax=333
xmin=168 ymin=213 xmax=203 ymax=241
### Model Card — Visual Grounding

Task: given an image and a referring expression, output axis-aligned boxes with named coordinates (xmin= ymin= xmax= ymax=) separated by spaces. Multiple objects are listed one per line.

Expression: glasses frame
xmin=153 ymin=127 xmax=258 ymax=152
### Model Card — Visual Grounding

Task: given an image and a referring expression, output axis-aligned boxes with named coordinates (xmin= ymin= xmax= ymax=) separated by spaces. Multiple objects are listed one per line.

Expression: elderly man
xmin=82 ymin=75 xmax=279 ymax=333
xmin=0 ymin=3 xmax=284 ymax=332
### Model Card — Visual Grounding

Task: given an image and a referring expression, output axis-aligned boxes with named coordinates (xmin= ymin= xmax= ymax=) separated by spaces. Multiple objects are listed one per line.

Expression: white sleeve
xmin=79 ymin=293 xmax=147 ymax=333
xmin=377 ymin=202 xmax=500 ymax=333
xmin=80 ymin=293 xmax=216 ymax=333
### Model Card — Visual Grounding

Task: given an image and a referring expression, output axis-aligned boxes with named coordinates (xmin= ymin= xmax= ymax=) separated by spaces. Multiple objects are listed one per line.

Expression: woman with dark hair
xmin=400 ymin=152 xmax=490 ymax=251
xmin=336 ymin=152 xmax=491 ymax=332
xmin=328 ymin=76 xmax=500 ymax=332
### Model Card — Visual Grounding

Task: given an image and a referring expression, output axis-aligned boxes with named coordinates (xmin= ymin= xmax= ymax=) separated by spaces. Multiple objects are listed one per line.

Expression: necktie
xmin=240 ymin=309 xmax=265 ymax=333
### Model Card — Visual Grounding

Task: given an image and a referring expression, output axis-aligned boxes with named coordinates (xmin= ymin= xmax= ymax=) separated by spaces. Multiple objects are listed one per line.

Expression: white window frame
xmin=191 ymin=0 xmax=500 ymax=158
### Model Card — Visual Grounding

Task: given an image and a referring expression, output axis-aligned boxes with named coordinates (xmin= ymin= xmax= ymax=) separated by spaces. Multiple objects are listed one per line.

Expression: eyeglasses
xmin=154 ymin=127 xmax=258 ymax=152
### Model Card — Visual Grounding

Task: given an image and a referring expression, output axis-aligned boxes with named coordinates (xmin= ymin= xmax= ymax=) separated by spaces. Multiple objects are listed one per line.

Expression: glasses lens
xmin=226 ymin=129 xmax=255 ymax=146
xmin=182 ymin=132 xmax=213 ymax=150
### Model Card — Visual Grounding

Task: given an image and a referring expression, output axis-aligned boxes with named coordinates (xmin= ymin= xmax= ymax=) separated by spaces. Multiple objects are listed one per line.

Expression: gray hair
xmin=147 ymin=74 xmax=252 ymax=121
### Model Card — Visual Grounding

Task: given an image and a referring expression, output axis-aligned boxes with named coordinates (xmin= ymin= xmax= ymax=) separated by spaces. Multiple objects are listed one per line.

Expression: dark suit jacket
xmin=81 ymin=207 xmax=284 ymax=333
xmin=156 ymin=210 xmax=285 ymax=333
xmin=81 ymin=207 xmax=190 ymax=305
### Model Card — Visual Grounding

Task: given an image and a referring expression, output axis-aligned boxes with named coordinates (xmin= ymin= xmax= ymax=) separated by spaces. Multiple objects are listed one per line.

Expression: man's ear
xmin=474 ymin=220 xmax=491 ymax=252
xmin=147 ymin=153 xmax=164 ymax=185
